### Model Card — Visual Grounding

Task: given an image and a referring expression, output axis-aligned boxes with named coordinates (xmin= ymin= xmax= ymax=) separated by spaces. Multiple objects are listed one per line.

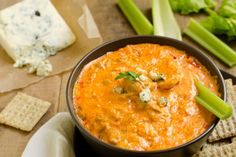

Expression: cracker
xmin=208 ymin=79 xmax=236 ymax=142
xmin=193 ymin=142 xmax=236 ymax=157
xmin=232 ymin=137 xmax=236 ymax=143
xmin=202 ymin=140 xmax=231 ymax=149
xmin=0 ymin=92 xmax=51 ymax=131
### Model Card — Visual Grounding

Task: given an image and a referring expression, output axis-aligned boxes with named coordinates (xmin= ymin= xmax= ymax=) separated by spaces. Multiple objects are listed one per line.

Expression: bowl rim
xmin=66 ymin=35 xmax=225 ymax=154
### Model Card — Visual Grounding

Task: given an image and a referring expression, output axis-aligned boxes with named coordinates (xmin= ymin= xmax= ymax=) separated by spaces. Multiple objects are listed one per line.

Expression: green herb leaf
xmin=201 ymin=12 xmax=236 ymax=40
xmin=152 ymin=0 xmax=182 ymax=40
xmin=115 ymin=71 xmax=141 ymax=81
xmin=195 ymin=80 xmax=232 ymax=120
xmin=184 ymin=19 xmax=236 ymax=67
xmin=218 ymin=0 xmax=236 ymax=18
xmin=117 ymin=0 xmax=153 ymax=35
xmin=169 ymin=0 xmax=216 ymax=15
xmin=204 ymin=0 xmax=217 ymax=8
xmin=201 ymin=13 xmax=230 ymax=35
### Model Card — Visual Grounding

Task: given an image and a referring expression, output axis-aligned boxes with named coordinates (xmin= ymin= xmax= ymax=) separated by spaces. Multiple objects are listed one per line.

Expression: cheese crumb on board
xmin=0 ymin=0 xmax=76 ymax=76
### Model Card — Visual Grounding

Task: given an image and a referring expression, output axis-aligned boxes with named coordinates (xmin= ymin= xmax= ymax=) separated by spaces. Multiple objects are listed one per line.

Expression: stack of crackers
xmin=194 ymin=79 xmax=236 ymax=156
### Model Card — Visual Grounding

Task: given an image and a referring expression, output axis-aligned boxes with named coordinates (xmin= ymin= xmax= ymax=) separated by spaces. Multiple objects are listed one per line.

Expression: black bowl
xmin=67 ymin=36 xmax=226 ymax=157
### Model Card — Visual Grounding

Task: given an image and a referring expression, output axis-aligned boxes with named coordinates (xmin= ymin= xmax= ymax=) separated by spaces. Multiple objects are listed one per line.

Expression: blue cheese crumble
xmin=0 ymin=0 xmax=76 ymax=76
xmin=139 ymin=87 xmax=152 ymax=103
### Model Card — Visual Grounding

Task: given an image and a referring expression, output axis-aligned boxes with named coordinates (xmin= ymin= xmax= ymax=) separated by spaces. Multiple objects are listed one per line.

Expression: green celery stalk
xmin=195 ymin=80 xmax=232 ymax=120
xmin=117 ymin=0 xmax=153 ymax=35
xmin=184 ymin=19 xmax=236 ymax=67
xmin=152 ymin=0 xmax=182 ymax=40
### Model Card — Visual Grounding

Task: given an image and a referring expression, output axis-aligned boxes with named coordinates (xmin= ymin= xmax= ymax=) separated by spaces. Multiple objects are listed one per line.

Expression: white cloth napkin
xmin=21 ymin=112 xmax=76 ymax=157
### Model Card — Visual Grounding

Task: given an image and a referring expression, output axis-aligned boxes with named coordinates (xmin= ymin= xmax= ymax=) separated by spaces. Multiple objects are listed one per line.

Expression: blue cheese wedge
xmin=0 ymin=0 xmax=76 ymax=76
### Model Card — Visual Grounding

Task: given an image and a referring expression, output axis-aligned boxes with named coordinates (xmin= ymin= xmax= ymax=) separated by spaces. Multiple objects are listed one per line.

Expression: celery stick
xmin=152 ymin=0 xmax=182 ymax=40
xmin=184 ymin=19 xmax=236 ymax=67
xmin=195 ymin=80 xmax=232 ymax=120
xmin=117 ymin=0 xmax=153 ymax=35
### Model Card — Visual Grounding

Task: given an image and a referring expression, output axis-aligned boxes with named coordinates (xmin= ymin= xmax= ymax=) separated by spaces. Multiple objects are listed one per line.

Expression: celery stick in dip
xmin=195 ymin=80 xmax=232 ymax=120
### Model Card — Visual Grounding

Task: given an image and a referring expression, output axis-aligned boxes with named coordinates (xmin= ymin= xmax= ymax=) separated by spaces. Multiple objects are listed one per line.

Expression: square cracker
xmin=0 ymin=92 xmax=51 ymax=131
xmin=232 ymin=137 xmax=236 ymax=143
xmin=202 ymin=140 xmax=231 ymax=150
xmin=208 ymin=79 xmax=236 ymax=142
xmin=193 ymin=142 xmax=236 ymax=157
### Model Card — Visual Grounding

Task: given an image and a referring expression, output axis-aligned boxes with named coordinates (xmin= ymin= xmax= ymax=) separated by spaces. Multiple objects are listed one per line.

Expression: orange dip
xmin=73 ymin=44 xmax=219 ymax=151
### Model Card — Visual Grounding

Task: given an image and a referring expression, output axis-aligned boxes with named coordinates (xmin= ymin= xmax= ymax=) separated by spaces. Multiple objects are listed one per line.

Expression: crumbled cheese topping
xmin=139 ymin=87 xmax=151 ymax=103
xmin=149 ymin=71 xmax=165 ymax=82
xmin=159 ymin=97 xmax=168 ymax=107
xmin=139 ymin=75 xmax=149 ymax=81
xmin=136 ymin=67 xmax=147 ymax=74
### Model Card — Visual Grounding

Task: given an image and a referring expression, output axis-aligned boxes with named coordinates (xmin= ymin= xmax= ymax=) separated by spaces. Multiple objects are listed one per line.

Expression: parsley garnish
xmin=115 ymin=71 xmax=141 ymax=81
